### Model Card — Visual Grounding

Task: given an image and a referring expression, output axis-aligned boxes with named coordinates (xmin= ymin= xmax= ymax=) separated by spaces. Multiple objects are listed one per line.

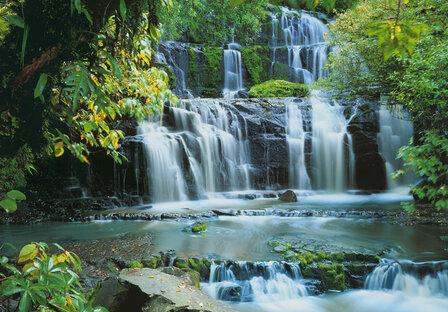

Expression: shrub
xmin=248 ymin=80 xmax=309 ymax=98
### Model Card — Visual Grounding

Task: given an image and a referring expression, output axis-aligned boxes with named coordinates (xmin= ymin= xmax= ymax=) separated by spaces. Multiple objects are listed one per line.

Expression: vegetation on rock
xmin=249 ymin=80 xmax=310 ymax=98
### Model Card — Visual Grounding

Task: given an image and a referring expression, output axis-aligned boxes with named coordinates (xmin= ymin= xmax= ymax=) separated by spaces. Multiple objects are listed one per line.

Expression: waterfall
xmin=365 ymin=259 xmax=448 ymax=296
xmin=311 ymin=94 xmax=355 ymax=191
xmin=138 ymin=99 xmax=251 ymax=202
xmin=271 ymin=8 xmax=329 ymax=84
xmin=286 ymin=100 xmax=311 ymax=190
xmin=203 ymin=261 xmax=308 ymax=303
xmin=223 ymin=43 xmax=244 ymax=99
xmin=377 ymin=105 xmax=414 ymax=189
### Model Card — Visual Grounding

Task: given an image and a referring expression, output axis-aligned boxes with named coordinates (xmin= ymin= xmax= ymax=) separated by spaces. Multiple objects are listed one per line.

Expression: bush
xmin=248 ymin=80 xmax=310 ymax=98
xmin=0 ymin=242 xmax=108 ymax=312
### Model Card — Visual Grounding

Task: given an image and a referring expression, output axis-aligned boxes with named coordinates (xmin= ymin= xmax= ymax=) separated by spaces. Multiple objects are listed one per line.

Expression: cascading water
xmin=311 ymin=93 xmax=355 ymax=192
xmin=271 ymin=8 xmax=329 ymax=84
xmin=138 ymin=99 xmax=251 ymax=202
xmin=203 ymin=261 xmax=308 ymax=303
xmin=365 ymin=259 xmax=448 ymax=296
xmin=377 ymin=104 xmax=414 ymax=189
xmin=286 ymin=100 xmax=311 ymax=190
xmin=223 ymin=42 xmax=244 ymax=99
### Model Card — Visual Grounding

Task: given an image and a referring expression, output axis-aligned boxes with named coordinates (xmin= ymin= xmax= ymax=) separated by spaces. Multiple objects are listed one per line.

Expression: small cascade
xmin=271 ymin=8 xmax=329 ymax=84
xmin=311 ymin=93 xmax=355 ymax=191
xmin=138 ymin=99 xmax=251 ymax=202
xmin=286 ymin=100 xmax=311 ymax=190
xmin=223 ymin=42 xmax=244 ymax=99
xmin=365 ymin=259 xmax=448 ymax=296
xmin=377 ymin=105 xmax=414 ymax=189
xmin=138 ymin=122 xmax=190 ymax=203
xmin=203 ymin=261 xmax=308 ymax=303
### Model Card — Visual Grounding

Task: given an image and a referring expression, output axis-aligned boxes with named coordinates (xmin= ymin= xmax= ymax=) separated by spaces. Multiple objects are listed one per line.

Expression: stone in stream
xmin=111 ymin=268 xmax=236 ymax=312
xmin=279 ymin=190 xmax=298 ymax=202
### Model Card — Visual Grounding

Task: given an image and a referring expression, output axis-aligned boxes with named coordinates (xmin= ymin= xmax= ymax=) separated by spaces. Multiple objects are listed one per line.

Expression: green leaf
xmin=0 ymin=198 xmax=17 ymax=213
xmin=120 ymin=0 xmax=127 ymax=21
xmin=5 ymin=15 xmax=25 ymax=28
xmin=2 ymin=286 xmax=24 ymax=296
xmin=21 ymin=25 xmax=29 ymax=68
xmin=7 ymin=190 xmax=26 ymax=201
xmin=34 ymin=73 xmax=48 ymax=98
xmin=103 ymin=51 xmax=122 ymax=80
xmin=19 ymin=291 xmax=31 ymax=312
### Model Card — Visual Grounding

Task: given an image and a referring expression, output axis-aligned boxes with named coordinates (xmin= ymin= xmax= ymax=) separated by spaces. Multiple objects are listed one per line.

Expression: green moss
xmin=142 ymin=256 xmax=162 ymax=269
xmin=154 ymin=62 xmax=176 ymax=90
xmin=347 ymin=264 xmax=367 ymax=276
xmin=184 ymin=269 xmax=201 ymax=289
xmin=272 ymin=62 xmax=290 ymax=81
xmin=202 ymin=47 xmax=222 ymax=88
xmin=188 ymin=48 xmax=199 ymax=89
xmin=127 ymin=260 xmax=143 ymax=268
xmin=248 ymin=80 xmax=309 ymax=98
xmin=201 ymin=87 xmax=220 ymax=98
xmin=318 ymin=264 xmax=346 ymax=291
xmin=188 ymin=258 xmax=203 ymax=271
xmin=173 ymin=258 xmax=189 ymax=269
xmin=191 ymin=222 xmax=207 ymax=233
xmin=240 ymin=46 xmax=272 ymax=86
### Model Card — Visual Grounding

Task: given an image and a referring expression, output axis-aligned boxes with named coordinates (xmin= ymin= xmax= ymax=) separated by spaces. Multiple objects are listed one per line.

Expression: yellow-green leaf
xmin=18 ymin=244 xmax=38 ymax=263
xmin=0 ymin=198 xmax=17 ymax=213
xmin=55 ymin=141 xmax=64 ymax=157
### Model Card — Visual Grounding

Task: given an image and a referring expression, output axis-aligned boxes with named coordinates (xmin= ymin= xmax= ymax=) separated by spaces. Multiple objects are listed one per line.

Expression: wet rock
xmin=116 ymin=268 xmax=236 ymax=312
xmin=279 ymin=190 xmax=298 ymax=202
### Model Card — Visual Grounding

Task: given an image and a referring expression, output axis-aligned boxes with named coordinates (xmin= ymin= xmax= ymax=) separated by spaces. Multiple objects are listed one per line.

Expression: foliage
xmin=320 ymin=0 xmax=448 ymax=210
xmin=394 ymin=131 xmax=448 ymax=211
xmin=240 ymin=46 xmax=272 ymax=86
xmin=269 ymin=0 xmax=358 ymax=14
xmin=248 ymin=80 xmax=310 ymax=98
xmin=188 ymin=48 xmax=199 ymax=89
xmin=0 ymin=0 xmax=176 ymax=192
xmin=202 ymin=47 xmax=223 ymax=89
xmin=159 ymin=0 xmax=270 ymax=46
xmin=0 ymin=242 xmax=107 ymax=312
xmin=0 ymin=189 xmax=26 ymax=213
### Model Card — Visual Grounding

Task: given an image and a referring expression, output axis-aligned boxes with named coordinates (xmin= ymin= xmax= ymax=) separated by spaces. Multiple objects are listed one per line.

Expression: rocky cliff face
xmin=102 ymin=96 xmax=387 ymax=204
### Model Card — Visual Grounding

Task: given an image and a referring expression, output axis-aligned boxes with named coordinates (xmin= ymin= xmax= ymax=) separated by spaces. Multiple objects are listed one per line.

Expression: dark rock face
xmin=347 ymin=101 xmax=387 ymax=190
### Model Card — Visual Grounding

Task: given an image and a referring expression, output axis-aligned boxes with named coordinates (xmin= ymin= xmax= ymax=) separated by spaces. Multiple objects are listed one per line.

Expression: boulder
xmin=279 ymin=190 xmax=298 ymax=202
xmin=113 ymin=268 xmax=236 ymax=312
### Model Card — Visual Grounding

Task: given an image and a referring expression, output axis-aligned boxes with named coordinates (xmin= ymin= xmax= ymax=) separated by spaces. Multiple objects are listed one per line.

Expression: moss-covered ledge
xmin=248 ymin=80 xmax=310 ymax=98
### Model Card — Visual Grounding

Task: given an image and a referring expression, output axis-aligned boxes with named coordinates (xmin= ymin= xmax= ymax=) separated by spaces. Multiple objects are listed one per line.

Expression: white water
xmin=203 ymin=259 xmax=448 ymax=312
xmin=377 ymin=105 xmax=414 ymax=189
xmin=139 ymin=99 xmax=251 ymax=202
xmin=223 ymin=45 xmax=245 ymax=98
xmin=203 ymin=261 xmax=308 ymax=303
xmin=311 ymin=94 xmax=355 ymax=191
xmin=286 ymin=100 xmax=311 ymax=189
xmin=271 ymin=8 xmax=329 ymax=84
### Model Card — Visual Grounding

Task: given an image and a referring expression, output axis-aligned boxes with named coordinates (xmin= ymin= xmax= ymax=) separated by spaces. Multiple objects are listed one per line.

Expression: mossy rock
xmin=202 ymin=47 xmax=222 ymax=88
xmin=188 ymin=48 xmax=199 ymax=89
xmin=142 ymin=256 xmax=162 ymax=269
xmin=272 ymin=62 xmax=290 ymax=81
xmin=173 ymin=258 xmax=189 ymax=269
xmin=240 ymin=46 xmax=272 ymax=86
xmin=279 ymin=190 xmax=298 ymax=202
xmin=248 ymin=80 xmax=309 ymax=98
xmin=317 ymin=264 xmax=346 ymax=291
xmin=191 ymin=222 xmax=207 ymax=233
xmin=126 ymin=260 xmax=143 ymax=268
xmin=188 ymin=257 xmax=203 ymax=271
xmin=201 ymin=87 xmax=220 ymax=98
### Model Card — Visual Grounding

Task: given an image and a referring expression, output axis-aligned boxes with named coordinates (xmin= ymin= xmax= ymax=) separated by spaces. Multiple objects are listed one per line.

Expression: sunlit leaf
xmin=7 ymin=190 xmax=26 ymax=201
xmin=18 ymin=244 xmax=38 ymax=263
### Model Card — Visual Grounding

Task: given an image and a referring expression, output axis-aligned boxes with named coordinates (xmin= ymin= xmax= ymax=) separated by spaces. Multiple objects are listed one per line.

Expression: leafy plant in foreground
xmin=0 ymin=242 xmax=108 ymax=312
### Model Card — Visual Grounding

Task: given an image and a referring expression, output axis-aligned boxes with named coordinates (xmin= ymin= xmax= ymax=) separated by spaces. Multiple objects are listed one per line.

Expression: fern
xmin=63 ymin=63 xmax=95 ymax=110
